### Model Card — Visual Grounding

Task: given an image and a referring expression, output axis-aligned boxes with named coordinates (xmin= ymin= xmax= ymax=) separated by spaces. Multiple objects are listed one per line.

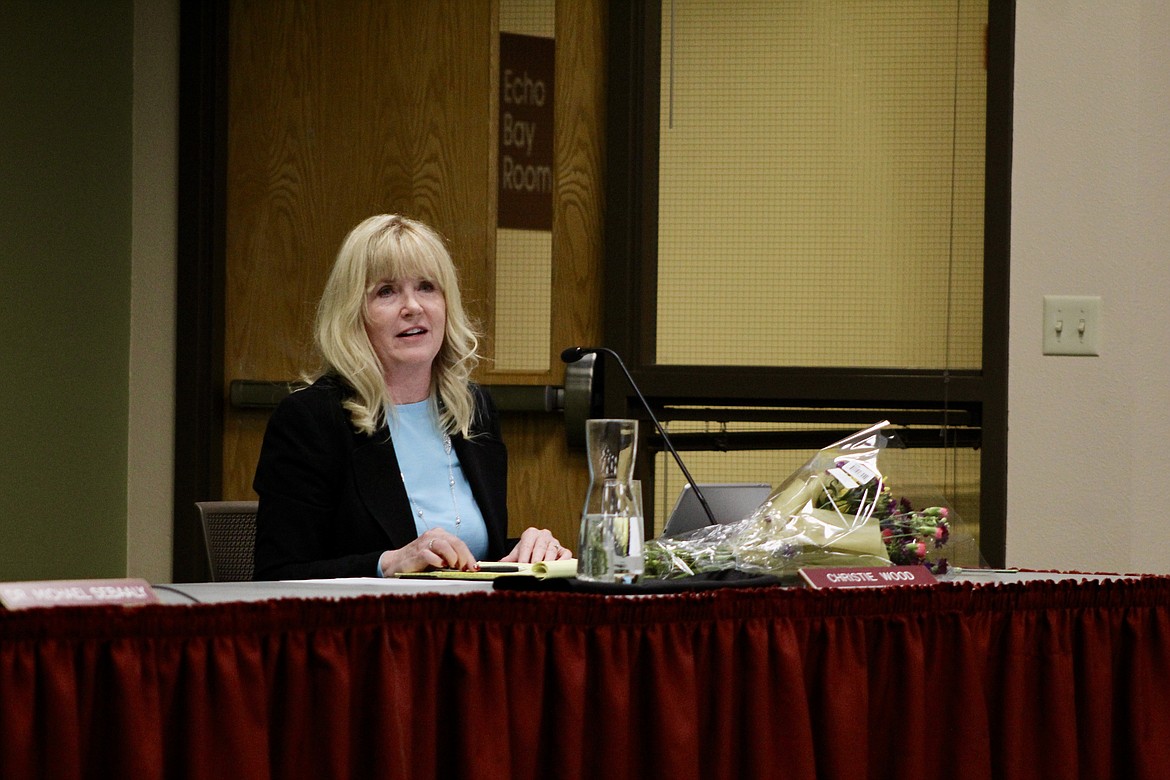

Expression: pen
xmin=476 ymin=564 xmax=520 ymax=573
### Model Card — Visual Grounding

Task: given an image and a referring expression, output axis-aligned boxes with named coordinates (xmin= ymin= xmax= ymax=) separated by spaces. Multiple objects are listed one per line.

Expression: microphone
xmin=561 ymin=346 xmax=717 ymax=526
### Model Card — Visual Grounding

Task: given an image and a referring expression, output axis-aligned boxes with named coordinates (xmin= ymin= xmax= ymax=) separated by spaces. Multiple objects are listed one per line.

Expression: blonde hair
xmin=313 ymin=214 xmax=481 ymax=436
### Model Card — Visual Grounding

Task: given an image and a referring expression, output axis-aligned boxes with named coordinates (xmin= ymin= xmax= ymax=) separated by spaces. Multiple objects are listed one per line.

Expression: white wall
xmin=1008 ymin=0 xmax=1170 ymax=573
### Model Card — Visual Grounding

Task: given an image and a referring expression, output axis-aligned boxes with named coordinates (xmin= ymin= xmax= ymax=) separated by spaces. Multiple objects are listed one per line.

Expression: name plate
xmin=799 ymin=566 xmax=937 ymax=590
xmin=0 ymin=578 xmax=159 ymax=610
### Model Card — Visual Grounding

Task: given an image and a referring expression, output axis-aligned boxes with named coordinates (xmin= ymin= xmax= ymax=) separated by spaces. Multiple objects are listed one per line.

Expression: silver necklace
xmin=402 ymin=433 xmax=462 ymax=532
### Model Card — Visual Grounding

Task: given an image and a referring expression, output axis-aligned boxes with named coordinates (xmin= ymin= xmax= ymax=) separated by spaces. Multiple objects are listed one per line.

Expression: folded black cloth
xmin=492 ymin=568 xmax=791 ymax=594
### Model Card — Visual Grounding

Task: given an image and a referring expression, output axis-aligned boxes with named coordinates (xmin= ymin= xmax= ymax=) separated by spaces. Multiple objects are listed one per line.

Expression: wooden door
xmin=221 ymin=0 xmax=604 ymax=550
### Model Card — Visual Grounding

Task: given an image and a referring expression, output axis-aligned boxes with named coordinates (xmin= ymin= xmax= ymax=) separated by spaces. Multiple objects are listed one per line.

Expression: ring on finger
xmin=428 ymin=539 xmax=435 ymax=551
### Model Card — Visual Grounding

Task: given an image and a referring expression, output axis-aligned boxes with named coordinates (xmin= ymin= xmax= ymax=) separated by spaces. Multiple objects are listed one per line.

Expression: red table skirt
xmin=2 ymin=577 xmax=1169 ymax=779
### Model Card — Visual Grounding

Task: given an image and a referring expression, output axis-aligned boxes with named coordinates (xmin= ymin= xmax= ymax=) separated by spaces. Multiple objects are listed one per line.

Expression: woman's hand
xmin=500 ymin=527 xmax=573 ymax=564
xmin=379 ymin=529 xmax=477 ymax=576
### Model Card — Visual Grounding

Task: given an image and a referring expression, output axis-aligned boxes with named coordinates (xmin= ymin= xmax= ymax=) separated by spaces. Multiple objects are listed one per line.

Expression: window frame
xmin=601 ymin=0 xmax=1014 ymax=567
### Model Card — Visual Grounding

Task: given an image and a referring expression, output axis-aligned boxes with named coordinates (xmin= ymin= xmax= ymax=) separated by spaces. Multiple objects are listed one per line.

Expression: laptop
xmin=661 ymin=482 xmax=772 ymax=537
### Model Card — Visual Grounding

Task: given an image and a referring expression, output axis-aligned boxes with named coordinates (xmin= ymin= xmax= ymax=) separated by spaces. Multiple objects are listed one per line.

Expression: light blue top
xmin=389 ymin=400 xmax=489 ymax=562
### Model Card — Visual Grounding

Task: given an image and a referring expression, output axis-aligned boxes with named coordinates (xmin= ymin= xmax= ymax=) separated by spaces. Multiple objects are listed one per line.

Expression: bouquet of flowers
xmin=643 ymin=421 xmax=954 ymax=579
xmin=822 ymin=480 xmax=952 ymax=573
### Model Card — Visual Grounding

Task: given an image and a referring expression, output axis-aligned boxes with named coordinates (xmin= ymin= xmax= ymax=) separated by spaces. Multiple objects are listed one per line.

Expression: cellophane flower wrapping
xmin=643 ymin=421 xmax=956 ymax=579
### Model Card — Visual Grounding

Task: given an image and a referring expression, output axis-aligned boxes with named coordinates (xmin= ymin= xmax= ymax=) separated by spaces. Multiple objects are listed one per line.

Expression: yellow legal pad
xmin=395 ymin=559 xmax=578 ymax=581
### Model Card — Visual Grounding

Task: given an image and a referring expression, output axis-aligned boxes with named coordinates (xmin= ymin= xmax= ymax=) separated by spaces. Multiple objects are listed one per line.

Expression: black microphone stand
xmin=561 ymin=346 xmax=717 ymax=526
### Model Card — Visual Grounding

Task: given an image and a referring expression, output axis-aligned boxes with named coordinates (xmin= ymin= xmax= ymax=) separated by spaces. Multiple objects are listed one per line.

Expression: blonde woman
xmin=253 ymin=214 xmax=570 ymax=580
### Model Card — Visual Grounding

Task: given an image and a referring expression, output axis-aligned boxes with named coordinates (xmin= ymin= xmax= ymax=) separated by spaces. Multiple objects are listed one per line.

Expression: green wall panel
xmin=0 ymin=0 xmax=133 ymax=579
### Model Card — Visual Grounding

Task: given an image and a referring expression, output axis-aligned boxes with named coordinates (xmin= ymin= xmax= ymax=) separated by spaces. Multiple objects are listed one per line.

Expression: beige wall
xmin=127 ymin=0 xmax=178 ymax=583
xmin=1007 ymin=0 xmax=1170 ymax=573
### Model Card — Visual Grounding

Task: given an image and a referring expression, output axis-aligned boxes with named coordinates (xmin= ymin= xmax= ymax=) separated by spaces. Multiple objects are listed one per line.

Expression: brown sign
xmin=799 ymin=566 xmax=938 ymax=590
xmin=0 ymin=578 xmax=159 ymax=610
xmin=498 ymin=33 xmax=554 ymax=231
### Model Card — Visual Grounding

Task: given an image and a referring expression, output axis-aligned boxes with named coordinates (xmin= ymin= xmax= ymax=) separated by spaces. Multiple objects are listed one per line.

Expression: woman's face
xmin=364 ymin=276 xmax=447 ymax=381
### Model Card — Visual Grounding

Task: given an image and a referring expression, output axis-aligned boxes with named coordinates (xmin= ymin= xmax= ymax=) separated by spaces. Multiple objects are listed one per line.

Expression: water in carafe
xmin=578 ymin=419 xmax=644 ymax=583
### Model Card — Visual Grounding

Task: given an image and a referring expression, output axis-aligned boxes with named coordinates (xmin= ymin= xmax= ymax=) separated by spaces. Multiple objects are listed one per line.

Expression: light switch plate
xmin=1042 ymin=295 xmax=1101 ymax=356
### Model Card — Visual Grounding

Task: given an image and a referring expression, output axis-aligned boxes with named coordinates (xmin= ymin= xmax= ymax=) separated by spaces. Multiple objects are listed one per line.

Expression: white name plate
xmin=0 ymin=578 xmax=159 ymax=610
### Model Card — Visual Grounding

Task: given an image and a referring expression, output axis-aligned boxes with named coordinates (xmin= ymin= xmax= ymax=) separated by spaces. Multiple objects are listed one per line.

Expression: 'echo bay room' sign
xmin=498 ymin=33 xmax=554 ymax=231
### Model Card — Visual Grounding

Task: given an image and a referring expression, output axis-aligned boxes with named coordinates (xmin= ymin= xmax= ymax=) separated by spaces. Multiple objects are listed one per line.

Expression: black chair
xmin=195 ymin=501 xmax=258 ymax=582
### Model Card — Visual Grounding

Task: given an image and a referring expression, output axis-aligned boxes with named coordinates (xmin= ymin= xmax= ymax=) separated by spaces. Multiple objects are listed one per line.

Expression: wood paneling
xmin=223 ymin=0 xmax=495 ymax=497
xmin=222 ymin=0 xmax=606 ymax=547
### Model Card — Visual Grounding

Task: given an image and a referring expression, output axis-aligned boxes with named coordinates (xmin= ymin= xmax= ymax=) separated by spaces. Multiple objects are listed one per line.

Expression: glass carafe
xmin=577 ymin=418 xmax=644 ymax=583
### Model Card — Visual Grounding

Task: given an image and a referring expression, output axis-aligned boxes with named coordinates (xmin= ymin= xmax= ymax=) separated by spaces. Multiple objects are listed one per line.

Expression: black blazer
xmin=252 ymin=376 xmax=508 ymax=580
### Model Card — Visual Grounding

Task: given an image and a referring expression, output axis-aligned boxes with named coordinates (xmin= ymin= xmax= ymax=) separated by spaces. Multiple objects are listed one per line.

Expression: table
xmin=2 ymin=572 xmax=1168 ymax=779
